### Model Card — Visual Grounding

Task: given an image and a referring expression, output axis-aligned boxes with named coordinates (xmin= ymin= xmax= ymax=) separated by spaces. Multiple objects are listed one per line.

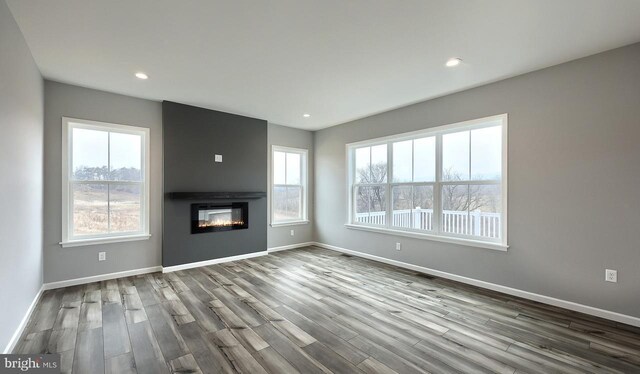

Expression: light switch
xmin=214 ymin=154 xmax=223 ymax=163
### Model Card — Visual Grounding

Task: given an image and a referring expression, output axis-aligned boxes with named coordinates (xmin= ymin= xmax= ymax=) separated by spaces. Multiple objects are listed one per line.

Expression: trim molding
xmin=162 ymin=251 xmax=268 ymax=273
xmin=43 ymin=266 xmax=162 ymax=290
xmin=3 ymin=285 xmax=44 ymax=354
xmin=312 ymin=242 xmax=640 ymax=327
xmin=267 ymin=242 xmax=315 ymax=253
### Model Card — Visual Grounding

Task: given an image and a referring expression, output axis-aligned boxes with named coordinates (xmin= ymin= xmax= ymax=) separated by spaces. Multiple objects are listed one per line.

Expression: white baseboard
xmin=3 ymin=285 xmax=44 ymax=354
xmin=162 ymin=251 xmax=268 ymax=273
xmin=267 ymin=242 xmax=315 ymax=253
xmin=43 ymin=266 xmax=162 ymax=290
xmin=312 ymin=242 xmax=640 ymax=328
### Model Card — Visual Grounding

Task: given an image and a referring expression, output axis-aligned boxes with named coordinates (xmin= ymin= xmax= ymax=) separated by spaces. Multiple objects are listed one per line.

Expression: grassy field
xmin=73 ymin=185 xmax=141 ymax=235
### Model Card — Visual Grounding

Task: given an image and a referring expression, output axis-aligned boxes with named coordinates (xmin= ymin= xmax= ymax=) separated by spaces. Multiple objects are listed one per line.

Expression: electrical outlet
xmin=605 ymin=269 xmax=617 ymax=283
xmin=98 ymin=252 xmax=106 ymax=261
xmin=290 ymin=229 xmax=295 ymax=237
xmin=395 ymin=242 xmax=401 ymax=251
xmin=214 ymin=154 xmax=223 ymax=163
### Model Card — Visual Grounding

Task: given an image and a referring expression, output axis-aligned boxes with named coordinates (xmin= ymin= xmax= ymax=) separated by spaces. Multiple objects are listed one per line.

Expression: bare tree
xmin=356 ymin=162 xmax=387 ymax=212
xmin=357 ymin=165 xmax=499 ymax=214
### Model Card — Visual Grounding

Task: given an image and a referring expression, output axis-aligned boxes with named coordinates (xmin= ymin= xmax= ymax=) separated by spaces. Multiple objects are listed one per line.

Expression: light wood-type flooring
xmin=14 ymin=246 xmax=640 ymax=373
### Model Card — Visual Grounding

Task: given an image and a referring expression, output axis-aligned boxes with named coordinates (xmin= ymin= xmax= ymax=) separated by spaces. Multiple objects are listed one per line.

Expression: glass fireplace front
xmin=191 ymin=202 xmax=248 ymax=234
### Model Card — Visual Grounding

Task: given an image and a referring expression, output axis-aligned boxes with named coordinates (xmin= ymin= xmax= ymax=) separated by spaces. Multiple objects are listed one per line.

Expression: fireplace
xmin=191 ymin=202 xmax=248 ymax=234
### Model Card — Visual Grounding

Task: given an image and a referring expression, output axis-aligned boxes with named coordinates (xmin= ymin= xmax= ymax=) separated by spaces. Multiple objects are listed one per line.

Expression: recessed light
xmin=445 ymin=58 xmax=462 ymax=67
xmin=303 ymin=114 xmax=311 ymax=118
xmin=135 ymin=72 xmax=148 ymax=80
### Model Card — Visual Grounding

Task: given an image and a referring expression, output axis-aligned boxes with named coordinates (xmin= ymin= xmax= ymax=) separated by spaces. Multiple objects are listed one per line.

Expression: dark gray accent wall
xmin=314 ymin=42 xmax=640 ymax=319
xmin=163 ymin=101 xmax=267 ymax=267
xmin=0 ymin=1 xmax=43 ymax=352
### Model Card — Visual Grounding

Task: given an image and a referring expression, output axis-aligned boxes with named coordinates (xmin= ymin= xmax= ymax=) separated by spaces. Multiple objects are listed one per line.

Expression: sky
xmin=356 ymin=125 xmax=502 ymax=182
xmin=72 ymin=127 xmax=141 ymax=172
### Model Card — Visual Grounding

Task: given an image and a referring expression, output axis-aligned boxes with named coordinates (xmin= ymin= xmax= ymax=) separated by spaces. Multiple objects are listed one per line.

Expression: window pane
xmin=355 ymin=185 xmax=386 ymax=225
xmin=110 ymin=132 xmax=142 ymax=181
xmin=355 ymin=147 xmax=370 ymax=183
xmin=413 ymin=185 xmax=434 ymax=231
xmin=273 ymin=185 xmax=287 ymax=221
xmin=414 ymin=137 xmax=435 ymax=182
xmin=273 ymin=151 xmax=286 ymax=184
xmin=442 ymin=131 xmax=470 ymax=181
xmin=441 ymin=184 xmax=470 ymax=235
xmin=355 ymin=186 xmax=370 ymax=216
xmin=392 ymin=185 xmax=412 ymax=228
xmin=109 ymin=184 xmax=141 ymax=233
xmin=371 ymin=145 xmax=387 ymax=183
xmin=392 ymin=140 xmax=412 ymax=182
xmin=273 ymin=185 xmax=301 ymax=221
xmin=286 ymin=186 xmax=302 ymax=219
xmin=471 ymin=126 xmax=502 ymax=180
xmin=73 ymin=183 xmax=108 ymax=236
xmin=369 ymin=185 xmax=387 ymax=213
xmin=286 ymin=153 xmax=301 ymax=185
xmin=72 ymin=128 xmax=108 ymax=181
xmin=469 ymin=184 xmax=502 ymax=239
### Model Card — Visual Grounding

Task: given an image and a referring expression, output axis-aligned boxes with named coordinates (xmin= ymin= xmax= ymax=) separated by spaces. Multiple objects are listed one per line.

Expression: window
xmin=348 ymin=114 xmax=507 ymax=250
xmin=61 ymin=117 xmax=150 ymax=246
xmin=271 ymin=146 xmax=308 ymax=226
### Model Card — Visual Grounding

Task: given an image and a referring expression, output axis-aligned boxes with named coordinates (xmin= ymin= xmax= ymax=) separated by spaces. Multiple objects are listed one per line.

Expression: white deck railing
xmin=355 ymin=209 xmax=501 ymax=239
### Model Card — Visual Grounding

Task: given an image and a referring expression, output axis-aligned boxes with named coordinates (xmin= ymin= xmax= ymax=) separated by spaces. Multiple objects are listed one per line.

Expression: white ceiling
xmin=7 ymin=0 xmax=640 ymax=130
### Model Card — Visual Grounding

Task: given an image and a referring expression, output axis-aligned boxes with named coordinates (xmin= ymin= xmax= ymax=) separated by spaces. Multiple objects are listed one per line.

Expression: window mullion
xmin=434 ymin=134 xmax=442 ymax=234
xmin=386 ymin=142 xmax=392 ymax=228
xmin=107 ymin=133 xmax=111 ymax=234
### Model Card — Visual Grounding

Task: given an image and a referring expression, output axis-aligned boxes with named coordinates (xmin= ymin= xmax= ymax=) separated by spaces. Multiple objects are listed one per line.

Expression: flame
xmin=199 ymin=220 xmax=244 ymax=228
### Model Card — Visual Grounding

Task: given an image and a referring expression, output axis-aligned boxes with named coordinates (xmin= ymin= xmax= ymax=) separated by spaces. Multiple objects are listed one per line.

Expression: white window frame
xmin=346 ymin=114 xmax=508 ymax=251
xmin=271 ymin=145 xmax=309 ymax=227
xmin=60 ymin=117 xmax=151 ymax=247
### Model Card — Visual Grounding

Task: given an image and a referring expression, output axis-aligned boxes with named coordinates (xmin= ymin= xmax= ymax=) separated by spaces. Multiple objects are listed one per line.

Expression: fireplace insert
xmin=191 ymin=202 xmax=248 ymax=234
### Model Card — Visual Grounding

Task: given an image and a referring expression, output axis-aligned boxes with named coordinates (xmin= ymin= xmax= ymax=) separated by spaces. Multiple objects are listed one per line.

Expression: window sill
xmin=60 ymin=234 xmax=151 ymax=248
xmin=344 ymin=224 xmax=508 ymax=251
xmin=270 ymin=220 xmax=310 ymax=228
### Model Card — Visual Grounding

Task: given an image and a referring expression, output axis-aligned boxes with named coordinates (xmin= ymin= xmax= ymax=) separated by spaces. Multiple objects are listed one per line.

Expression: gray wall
xmin=43 ymin=81 xmax=163 ymax=283
xmin=315 ymin=43 xmax=640 ymax=318
xmin=0 ymin=0 xmax=44 ymax=352
xmin=267 ymin=123 xmax=314 ymax=248
xmin=163 ymin=101 xmax=267 ymax=267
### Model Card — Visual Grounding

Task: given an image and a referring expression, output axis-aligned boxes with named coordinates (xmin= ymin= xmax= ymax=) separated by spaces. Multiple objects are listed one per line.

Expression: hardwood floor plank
xmin=177 ymin=321 xmax=235 ymax=374
xmin=78 ymin=289 xmax=102 ymax=331
xmin=16 ymin=330 xmax=51 ymax=354
xmin=53 ymin=301 xmax=81 ymax=331
xmin=161 ymin=299 xmax=196 ymax=325
xmin=252 ymin=346 xmax=301 ymax=374
xmin=275 ymin=304 xmax=368 ymax=365
xmin=122 ymin=286 xmax=148 ymax=325
xmin=208 ymin=329 xmax=269 ymax=374
xmin=73 ymin=327 xmax=105 ymax=374
xmin=168 ymin=354 xmax=203 ymax=374
xmin=133 ymin=275 xmax=161 ymax=306
xmin=128 ymin=320 xmax=169 ymax=374
xmin=357 ymin=357 xmax=398 ymax=374
xmin=102 ymin=303 xmax=131 ymax=358
xmin=178 ymin=290 xmax=226 ymax=332
xmin=30 ymin=290 xmax=64 ymax=333
xmin=302 ymin=341 xmax=364 ymax=374
xmin=145 ymin=303 xmax=189 ymax=361
xmin=254 ymin=323 xmax=331 ymax=374
xmin=106 ymin=352 xmax=137 ymax=374
xmin=59 ymin=349 xmax=74 ymax=374
xmin=48 ymin=328 xmax=77 ymax=353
